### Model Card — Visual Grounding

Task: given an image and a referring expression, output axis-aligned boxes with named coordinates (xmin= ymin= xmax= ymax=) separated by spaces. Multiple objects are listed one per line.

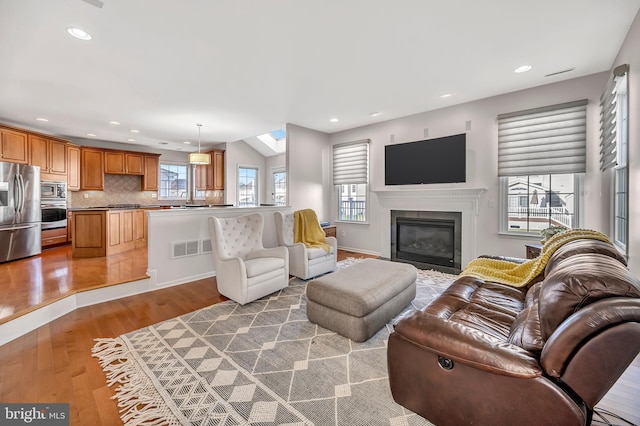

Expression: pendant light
xmin=188 ymin=123 xmax=210 ymax=165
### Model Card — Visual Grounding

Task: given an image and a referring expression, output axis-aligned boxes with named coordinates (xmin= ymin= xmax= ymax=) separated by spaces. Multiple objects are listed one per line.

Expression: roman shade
xmin=497 ymin=100 xmax=588 ymax=176
xmin=599 ymin=64 xmax=629 ymax=171
xmin=332 ymin=139 xmax=369 ymax=185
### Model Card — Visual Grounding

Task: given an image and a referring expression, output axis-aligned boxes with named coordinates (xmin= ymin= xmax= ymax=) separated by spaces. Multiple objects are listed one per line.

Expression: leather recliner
xmin=387 ymin=239 xmax=640 ymax=426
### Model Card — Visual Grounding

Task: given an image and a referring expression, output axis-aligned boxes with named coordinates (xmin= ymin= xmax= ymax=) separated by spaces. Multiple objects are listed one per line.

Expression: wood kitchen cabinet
xmin=142 ymin=155 xmax=159 ymax=191
xmin=42 ymin=227 xmax=68 ymax=247
xmin=80 ymin=147 xmax=105 ymax=190
xmin=72 ymin=208 xmax=148 ymax=258
xmin=72 ymin=211 xmax=107 ymax=257
xmin=194 ymin=150 xmax=225 ymax=191
xmin=212 ymin=149 xmax=225 ymax=190
xmin=67 ymin=144 xmax=81 ymax=191
xmin=29 ymin=135 xmax=67 ymax=181
xmin=0 ymin=127 xmax=28 ymax=164
xmin=67 ymin=211 xmax=73 ymax=242
xmin=104 ymin=150 xmax=144 ymax=175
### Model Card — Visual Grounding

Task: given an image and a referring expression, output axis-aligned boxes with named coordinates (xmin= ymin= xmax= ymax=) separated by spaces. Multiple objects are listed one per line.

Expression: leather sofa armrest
xmin=393 ymin=311 xmax=542 ymax=378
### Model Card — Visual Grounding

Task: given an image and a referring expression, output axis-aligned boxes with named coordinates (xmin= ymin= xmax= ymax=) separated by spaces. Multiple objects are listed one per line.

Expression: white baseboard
xmin=336 ymin=245 xmax=381 ymax=257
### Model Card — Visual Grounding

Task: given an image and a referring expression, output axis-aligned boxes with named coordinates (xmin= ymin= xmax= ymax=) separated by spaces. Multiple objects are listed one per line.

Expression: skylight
xmin=270 ymin=129 xmax=286 ymax=140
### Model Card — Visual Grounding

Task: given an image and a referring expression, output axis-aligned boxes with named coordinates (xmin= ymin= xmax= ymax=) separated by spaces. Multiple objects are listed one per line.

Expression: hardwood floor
xmin=0 ymin=244 xmax=148 ymax=324
xmin=0 ymin=248 xmax=636 ymax=425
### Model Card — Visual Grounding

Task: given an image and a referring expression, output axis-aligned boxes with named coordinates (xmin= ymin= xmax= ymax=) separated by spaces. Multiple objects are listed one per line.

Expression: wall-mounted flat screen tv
xmin=385 ymin=133 xmax=466 ymax=185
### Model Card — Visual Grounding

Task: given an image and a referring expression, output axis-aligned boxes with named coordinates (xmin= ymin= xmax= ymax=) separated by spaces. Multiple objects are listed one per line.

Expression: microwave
xmin=41 ymin=180 xmax=66 ymax=200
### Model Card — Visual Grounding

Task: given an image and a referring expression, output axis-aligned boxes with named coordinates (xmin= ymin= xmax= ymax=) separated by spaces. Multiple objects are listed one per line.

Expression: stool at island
xmin=306 ymin=259 xmax=417 ymax=342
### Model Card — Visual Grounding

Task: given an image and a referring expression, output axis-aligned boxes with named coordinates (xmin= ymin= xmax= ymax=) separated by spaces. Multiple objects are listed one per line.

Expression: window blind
xmin=332 ymin=139 xmax=369 ymax=185
xmin=497 ymin=100 xmax=587 ymax=176
xmin=599 ymin=64 xmax=629 ymax=171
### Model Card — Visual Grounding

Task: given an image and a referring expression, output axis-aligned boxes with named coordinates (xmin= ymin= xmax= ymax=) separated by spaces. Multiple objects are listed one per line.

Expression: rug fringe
xmin=92 ymin=338 xmax=182 ymax=426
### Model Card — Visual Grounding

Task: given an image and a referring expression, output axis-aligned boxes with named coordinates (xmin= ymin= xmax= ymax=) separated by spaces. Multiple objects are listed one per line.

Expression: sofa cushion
xmin=538 ymin=253 xmax=640 ymax=341
xmin=307 ymin=245 xmax=335 ymax=260
xmin=244 ymin=257 xmax=285 ymax=278
xmin=508 ymin=302 xmax=544 ymax=355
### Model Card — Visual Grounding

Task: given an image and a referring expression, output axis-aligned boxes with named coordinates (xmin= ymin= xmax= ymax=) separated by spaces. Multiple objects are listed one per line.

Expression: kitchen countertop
xmin=68 ymin=204 xmax=235 ymax=211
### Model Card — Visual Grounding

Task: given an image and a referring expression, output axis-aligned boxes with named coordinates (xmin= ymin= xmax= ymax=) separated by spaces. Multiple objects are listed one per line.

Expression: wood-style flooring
xmin=0 ymin=245 xmax=149 ymax=324
xmin=0 ymin=247 xmax=637 ymax=425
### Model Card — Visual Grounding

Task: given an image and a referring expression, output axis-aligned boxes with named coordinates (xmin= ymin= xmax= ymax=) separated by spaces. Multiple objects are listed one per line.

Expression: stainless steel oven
xmin=40 ymin=181 xmax=67 ymax=230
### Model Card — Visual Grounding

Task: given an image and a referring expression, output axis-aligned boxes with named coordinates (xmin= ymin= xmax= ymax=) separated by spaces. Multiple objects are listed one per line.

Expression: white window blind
xmin=332 ymin=139 xmax=369 ymax=185
xmin=497 ymin=100 xmax=587 ymax=176
xmin=599 ymin=64 xmax=629 ymax=171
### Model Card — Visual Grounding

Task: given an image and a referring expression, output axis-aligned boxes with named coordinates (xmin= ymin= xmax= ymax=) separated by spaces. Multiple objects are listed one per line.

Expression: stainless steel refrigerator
xmin=0 ymin=162 xmax=42 ymax=262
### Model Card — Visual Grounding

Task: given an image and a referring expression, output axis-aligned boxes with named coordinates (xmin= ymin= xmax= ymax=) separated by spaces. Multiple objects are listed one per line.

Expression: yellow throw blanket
xmin=294 ymin=209 xmax=330 ymax=253
xmin=459 ymin=229 xmax=611 ymax=288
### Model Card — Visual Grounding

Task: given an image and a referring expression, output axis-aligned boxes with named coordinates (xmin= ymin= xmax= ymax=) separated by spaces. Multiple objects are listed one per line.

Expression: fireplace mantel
xmin=375 ymin=187 xmax=486 ymax=267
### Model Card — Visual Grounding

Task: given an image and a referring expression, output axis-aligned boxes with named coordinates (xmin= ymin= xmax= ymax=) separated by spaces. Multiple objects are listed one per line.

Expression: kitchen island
xmin=70 ymin=205 xmax=158 ymax=257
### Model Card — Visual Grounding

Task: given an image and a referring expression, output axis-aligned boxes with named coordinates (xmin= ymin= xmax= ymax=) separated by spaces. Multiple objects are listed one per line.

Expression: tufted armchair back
xmin=211 ymin=213 xmax=265 ymax=259
xmin=277 ymin=212 xmax=295 ymax=246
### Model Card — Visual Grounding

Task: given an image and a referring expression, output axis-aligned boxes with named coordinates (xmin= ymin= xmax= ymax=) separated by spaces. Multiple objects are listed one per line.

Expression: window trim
xmin=611 ymin=72 xmax=629 ymax=254
xmin=335 ymin=183 xmax=369 ymax=224
xmin=271 ymin=167 xmax=287 ymax=206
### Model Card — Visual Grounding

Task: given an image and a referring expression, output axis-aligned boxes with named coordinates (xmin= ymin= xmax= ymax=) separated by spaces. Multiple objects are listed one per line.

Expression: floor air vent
xmin=172 ymin=240 xmax=200 ymax=258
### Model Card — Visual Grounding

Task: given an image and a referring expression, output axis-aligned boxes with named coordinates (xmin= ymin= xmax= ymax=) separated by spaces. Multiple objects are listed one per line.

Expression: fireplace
xmin=391 ymin=210 xmax=462 ymax=274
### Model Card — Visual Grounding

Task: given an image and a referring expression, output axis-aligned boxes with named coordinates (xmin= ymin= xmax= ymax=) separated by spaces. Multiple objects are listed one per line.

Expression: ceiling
xmin=0 ymin=0 xmax=638 ymax=153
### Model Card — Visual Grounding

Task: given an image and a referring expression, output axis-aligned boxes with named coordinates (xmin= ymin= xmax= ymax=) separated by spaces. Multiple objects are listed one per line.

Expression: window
xmin=498 ymin=100 xmax=587 ymax=234
xmin=600 ymin=65 xmax=629 ymax=253
xmin=333 ymin=139 xmax=369 ymax=222
xmin=159 ymin=163 xmax=189 ymax=200
xmin=238 ymin=166 xmax=258 ymax=207
xmin=272 ymin=169 xmax=287 ymax=206
xmin=503 ymin=174 xmax=579 ymax=234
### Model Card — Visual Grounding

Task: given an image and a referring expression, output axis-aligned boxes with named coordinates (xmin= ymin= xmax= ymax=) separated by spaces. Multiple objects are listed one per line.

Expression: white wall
xmin=287 ymin=123 xmax=332 ymax=222
xmin=611 ymin=10 xmax=640 ymax=274
xmin=327 ymin=72 xmax=609 ymax=259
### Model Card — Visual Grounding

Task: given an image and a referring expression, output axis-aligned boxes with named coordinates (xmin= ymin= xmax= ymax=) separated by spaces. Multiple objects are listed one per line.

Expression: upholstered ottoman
xmin=306 ymin=259 xmax=417 ymax=342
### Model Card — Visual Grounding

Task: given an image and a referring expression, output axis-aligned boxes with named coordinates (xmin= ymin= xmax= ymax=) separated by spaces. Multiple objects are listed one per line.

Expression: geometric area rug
xmin=93 ymin=259 xmax=457 ymax=425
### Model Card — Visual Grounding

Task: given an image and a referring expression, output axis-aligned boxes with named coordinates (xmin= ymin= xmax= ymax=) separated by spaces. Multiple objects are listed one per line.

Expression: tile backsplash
xmin=69 ymin=174 xmax=224 ymax=207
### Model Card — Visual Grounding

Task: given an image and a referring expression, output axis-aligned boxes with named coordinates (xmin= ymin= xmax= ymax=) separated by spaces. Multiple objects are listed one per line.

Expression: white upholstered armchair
xmin=208 ymin=213 xmax=289 ymax=305
xmin=274 ymin=211 xmax=337 ymax=280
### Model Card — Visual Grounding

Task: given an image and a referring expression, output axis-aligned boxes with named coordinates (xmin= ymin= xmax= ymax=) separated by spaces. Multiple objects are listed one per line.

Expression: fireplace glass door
xmin=396 ymin=218 xmax=455 ymax=267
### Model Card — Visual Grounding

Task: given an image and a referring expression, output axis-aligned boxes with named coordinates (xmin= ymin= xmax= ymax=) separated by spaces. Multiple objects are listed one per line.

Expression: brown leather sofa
xmin=388 ymin=239 xmax=640 ymax=426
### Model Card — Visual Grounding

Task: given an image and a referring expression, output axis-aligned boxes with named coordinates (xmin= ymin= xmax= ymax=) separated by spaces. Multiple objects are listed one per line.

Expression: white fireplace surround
xmin=375 ymin=188 xmax=486 ymax=268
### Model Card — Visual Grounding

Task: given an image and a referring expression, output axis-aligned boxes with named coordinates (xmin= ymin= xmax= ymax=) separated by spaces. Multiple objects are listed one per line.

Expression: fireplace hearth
xmin=391 ymin=210 xmax=462 ymax=274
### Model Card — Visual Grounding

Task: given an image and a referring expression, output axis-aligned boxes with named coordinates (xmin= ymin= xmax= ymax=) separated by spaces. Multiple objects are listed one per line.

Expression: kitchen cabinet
xmin=29 ymin=135 xmax=67 ymax=181
xmin=142 ymin=155 xmax=159 ymax=191
xmin=67 ymin=211 xmax=73 ymax=242
xmin=67 ymin=144 xmax=81 ymax=191
xmin=212 ymin=149 xmax=225 ymax=190
xmin=194 ymin=150 xmax=225 ymax=191
xmin=42 ymin=227 xmax=68 ymax=247
xmin=72 ymin=211 xmax=107 ymax=257
xmin=80 ymin=147 xmax=105 ymax=190
xmin=72 ymin=208 xmax=148 ymax=258
xmin=104 ymin=151 xmax=144 ymax=175
xmin=108 ymin=210 xmax=136 ymax=255
xmin=0 ymin=127 xmax=28 ymax=164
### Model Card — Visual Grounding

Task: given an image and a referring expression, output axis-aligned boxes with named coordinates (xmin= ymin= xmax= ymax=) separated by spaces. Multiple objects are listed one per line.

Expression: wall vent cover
xmin=172 ymin=240 xmax=200 ymax=258
xmin=201 ymin=239 xmax=213 ymax=254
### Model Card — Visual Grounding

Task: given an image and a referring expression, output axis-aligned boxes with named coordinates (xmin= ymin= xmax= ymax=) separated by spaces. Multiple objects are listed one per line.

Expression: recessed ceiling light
xmin=440 ymin=93 xmax=452 ymax=98
xmin=130 ymin=129 xmax=140 ymax=133
xmin=370 ymin=112 xmax=381 ymax=117
xmin=127 ymin=138 xmax=136 ymax=142
xmin=183 ymin=141 xmax=191 ymax=144
xmin=67 ymin=27 xmax=92 ymax=41
xmin=109 ymin=121 xmax=121 ymax=125
xmin=86 ymin=133 xmax=97 ymax=137
xmin=35 ymin=117 xmax=49 ymax=122
xmin=329 ymin=118 xmax=339 ymax=123
xmin=514 ymin=65 xmax=532 ymax=73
